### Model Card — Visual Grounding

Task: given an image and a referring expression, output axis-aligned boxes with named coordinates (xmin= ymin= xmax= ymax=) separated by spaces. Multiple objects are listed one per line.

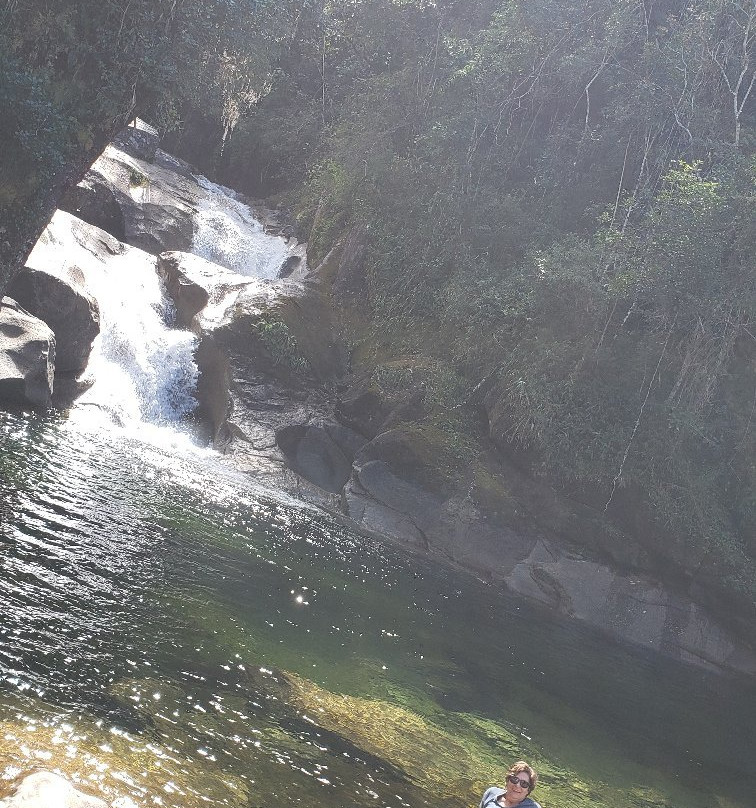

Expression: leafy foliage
xmin=253 ymin=315 xmax=311 ymax=374
xmin=0 ymin=0 xmax=294 ymax=286
xmin=223 ymin=0 xmax=756 ymax=617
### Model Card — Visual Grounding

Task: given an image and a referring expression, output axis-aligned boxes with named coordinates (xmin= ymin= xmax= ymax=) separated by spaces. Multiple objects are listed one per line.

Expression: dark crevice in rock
xmin=193 ymin=334 xmax=232 ymax=447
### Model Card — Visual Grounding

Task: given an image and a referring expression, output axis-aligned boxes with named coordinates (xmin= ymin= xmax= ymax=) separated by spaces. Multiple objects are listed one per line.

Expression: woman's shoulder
xmin=479 ymin=786 xmax=506 ymax=807
xmin=478 ymin=788 xmax=541 ymax=808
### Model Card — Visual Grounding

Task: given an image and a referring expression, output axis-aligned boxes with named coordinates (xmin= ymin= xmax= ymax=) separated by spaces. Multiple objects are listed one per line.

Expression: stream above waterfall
xmin=1 ymin=409 xmax=756 ymax=808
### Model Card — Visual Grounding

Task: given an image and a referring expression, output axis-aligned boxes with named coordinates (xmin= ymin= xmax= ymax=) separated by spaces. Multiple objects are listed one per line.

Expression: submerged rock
xmin=282 ymin=671 xmax=487 ymax=804
xmin=0 ymin=297 xmax=55 ymax=408
xmin=0 ymin=771 xmax=107 ymax=808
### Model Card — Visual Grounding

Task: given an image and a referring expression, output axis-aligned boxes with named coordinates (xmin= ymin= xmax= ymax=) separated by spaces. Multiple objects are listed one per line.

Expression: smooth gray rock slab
xmin=59 ymin=173 xmax=126 ymax=241
xmin=504 ymin=540 xmax=756 ymax=675
xmin=9 ymin=265 xmax=100 ymax=373
xmin=0 ymin=297 xmax=55 ymax=408
xmin=344 ymin=459 xmax=536 ymax=568
xmin=157 ymin=251 xmax=251 ymax=330
xmin=83 ymin=144 xmax=197 ymax=255
xmin=112 ymin=118 xmax=160 ymax=162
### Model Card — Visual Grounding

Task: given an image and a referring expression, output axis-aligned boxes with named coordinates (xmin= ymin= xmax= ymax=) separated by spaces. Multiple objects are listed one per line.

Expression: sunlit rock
xmin=504 ymin=542 xmax=756 ymax=676
xmin=156 ymin=251 xmax=250 ymax=331
xmin=0 ymin=297 xmax=55 ymax=408
xmin=111 ymin=119 xmax=159 ymax=163
xmin=189 ymin=276 xmax=349 ymax=498
xmin=70 ymin=145 xmax=195 ymax=255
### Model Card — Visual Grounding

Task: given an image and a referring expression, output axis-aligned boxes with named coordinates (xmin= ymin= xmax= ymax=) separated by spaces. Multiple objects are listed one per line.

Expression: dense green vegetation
xmin=226 ymin=0 xmax=756 ymax=633
xmin=1 ymin=1 xmax=754 ymax=638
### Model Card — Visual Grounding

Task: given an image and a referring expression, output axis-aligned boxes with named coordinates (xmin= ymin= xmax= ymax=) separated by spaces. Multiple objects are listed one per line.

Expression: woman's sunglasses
xmin=507 ymin=774 xmax=532 ymax=790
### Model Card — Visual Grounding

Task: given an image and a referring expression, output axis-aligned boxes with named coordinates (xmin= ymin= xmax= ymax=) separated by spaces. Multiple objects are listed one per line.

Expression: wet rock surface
xmin=191 ymin=273 xmax=756 ymax=674
xmin=0 ymin=771 xmax=130 ymax=808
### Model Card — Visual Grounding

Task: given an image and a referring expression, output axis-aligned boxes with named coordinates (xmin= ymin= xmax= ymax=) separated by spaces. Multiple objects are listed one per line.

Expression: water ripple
xmin=2 ymin=411 xmax=756 ymax=808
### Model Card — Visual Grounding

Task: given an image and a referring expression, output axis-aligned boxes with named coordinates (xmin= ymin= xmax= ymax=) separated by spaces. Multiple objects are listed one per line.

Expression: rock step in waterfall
xmin=1 ymin=121 xmax=755 ymax=681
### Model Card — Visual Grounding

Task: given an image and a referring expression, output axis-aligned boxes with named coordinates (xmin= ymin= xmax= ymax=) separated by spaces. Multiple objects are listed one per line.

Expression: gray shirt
xmin=479 ymin=786 xmax=541 ymax=808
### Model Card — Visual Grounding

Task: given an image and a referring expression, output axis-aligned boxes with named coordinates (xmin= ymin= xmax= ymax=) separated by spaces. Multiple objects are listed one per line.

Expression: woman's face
xmin=502 ymin=771 xmax=532 ymax=804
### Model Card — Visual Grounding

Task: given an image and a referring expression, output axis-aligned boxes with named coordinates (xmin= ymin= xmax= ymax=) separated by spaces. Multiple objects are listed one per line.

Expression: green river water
xmin=1 ymin=410 xmax=755 ymax=808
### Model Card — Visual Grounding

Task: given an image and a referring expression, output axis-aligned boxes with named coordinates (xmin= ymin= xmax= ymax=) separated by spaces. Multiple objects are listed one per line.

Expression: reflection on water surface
xmin=1 ymin=411 xmax=755 ymax=808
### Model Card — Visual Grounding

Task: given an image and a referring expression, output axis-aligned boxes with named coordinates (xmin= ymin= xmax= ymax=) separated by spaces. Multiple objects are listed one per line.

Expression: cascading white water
xmin=191 ymin=176 xmax=289 ymax=279
xmin=76 ymin=251 xmax=198 ymax=426
xmin=25 ymin=143 xmax=296 ymax=445
xmin=27 ymin=211 xmax=199 ymax=435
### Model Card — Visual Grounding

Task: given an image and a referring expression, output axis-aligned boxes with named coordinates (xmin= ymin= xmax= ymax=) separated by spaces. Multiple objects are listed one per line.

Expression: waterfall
xmin=75 ymin=249 xmax=199 ymax=427
xmin=191 ymin=176 xmax=289 ymax=279
xmin=22 ymin=134 xmax=297 ymax=447
xmin=24 ymin=210 xmax=200 ymax=437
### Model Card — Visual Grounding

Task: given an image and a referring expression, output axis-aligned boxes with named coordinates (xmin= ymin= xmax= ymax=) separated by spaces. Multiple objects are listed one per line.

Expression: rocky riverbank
xmin=1 ymin=122 xmax=754 ymax=678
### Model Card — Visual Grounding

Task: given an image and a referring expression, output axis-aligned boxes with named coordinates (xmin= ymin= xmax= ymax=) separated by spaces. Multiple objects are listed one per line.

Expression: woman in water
xmin=479 ymin=761 xmax=541 ymax=808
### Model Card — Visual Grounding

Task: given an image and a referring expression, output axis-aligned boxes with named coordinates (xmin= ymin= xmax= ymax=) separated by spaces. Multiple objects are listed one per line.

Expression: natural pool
xmin=1 ymin=410 xmax=755 ymax=808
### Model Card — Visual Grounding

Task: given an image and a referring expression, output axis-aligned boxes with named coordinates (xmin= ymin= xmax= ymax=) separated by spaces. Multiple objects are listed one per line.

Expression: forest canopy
xmin=229 ymin=0 xmax=756 ymax=622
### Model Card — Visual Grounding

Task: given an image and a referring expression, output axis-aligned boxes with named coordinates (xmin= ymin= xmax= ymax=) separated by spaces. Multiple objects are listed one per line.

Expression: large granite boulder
xmin=342 ymin=426 xmax=535 ymax=566
xmin=276 ymin=422 xmax=365 ymax=493
xmin=59 ymin=121 xmax=174 ymax=250
xmin=8 ymin=265 xmax=100 ymax=373
xmin=0 ymin=771 xmax=107 ymax=808
xmin=157 ymin=251 xmax=250 ymax=330
xmin=111 ymin=118 xmax=160 ymax=162
xmin=59 ymin=172 xmax=126 ymax=241
xmin=504 ymin=539 xmax=756 ymax=674
xmin=70 ymin=144 xmax=196 ymax=255
xmin=0 ymin=297 xmax=55 ymax=408
xmin=187 ymin=273 xmax=349 ymax=495
xmin=339 ymin=430 xmax=756 ymax=675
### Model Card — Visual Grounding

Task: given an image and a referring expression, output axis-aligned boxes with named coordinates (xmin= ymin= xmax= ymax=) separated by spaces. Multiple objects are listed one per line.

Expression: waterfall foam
xmin=77 ymin=249 xmax=199 ymax=426
xmin=27 ymin=211 xmax=199 ymax=434
xmin=25 ymin=150 xmax=295 ymax=446
xmin=191 ymin=176 xmax=289 ymax=279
